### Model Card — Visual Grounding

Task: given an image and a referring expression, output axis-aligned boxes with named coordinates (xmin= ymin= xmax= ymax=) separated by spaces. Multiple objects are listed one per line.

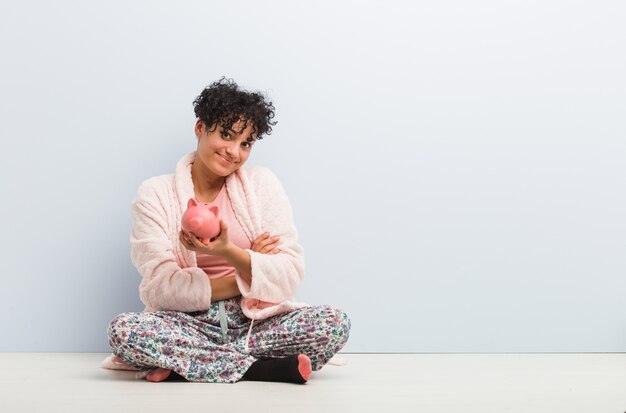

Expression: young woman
xmin=103 ymin=77 xmax=351 ymax=384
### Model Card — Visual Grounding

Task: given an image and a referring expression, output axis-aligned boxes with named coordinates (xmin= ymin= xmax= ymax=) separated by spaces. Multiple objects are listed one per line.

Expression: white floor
xmin=0 ymin=353 xmax=625 ymax=413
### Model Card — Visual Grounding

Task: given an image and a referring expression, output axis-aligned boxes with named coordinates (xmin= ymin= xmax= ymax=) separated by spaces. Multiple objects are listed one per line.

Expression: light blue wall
xmin=1 ymin=0 xmax=624 ymax=352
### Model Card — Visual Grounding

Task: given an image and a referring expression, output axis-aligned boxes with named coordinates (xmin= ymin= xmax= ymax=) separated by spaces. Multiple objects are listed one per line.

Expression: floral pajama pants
xmin=107 ymin=297 xmax=351 ymax=383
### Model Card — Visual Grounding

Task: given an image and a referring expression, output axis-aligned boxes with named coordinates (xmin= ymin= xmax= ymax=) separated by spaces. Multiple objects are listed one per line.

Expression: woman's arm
xmin=222 ymin=245 xmax=252 ymax=286
xmin=231 ymin=168 xmax=306 ymax=303
xmin=209 ymin=233 xmax=281 ymax=303
xmin=131 ymin=179 xmax=212 ymax=312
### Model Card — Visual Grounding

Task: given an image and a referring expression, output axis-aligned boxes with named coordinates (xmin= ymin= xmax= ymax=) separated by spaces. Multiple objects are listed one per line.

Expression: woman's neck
xmin=191 ymin=161 xmax=225 ymax=199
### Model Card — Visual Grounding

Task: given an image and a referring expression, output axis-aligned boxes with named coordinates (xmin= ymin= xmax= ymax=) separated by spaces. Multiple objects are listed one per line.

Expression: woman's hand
xmin=179 ymin=220 xmax=232 ymax=257
xmin=251 ymin=232 xmax=281 ymax=254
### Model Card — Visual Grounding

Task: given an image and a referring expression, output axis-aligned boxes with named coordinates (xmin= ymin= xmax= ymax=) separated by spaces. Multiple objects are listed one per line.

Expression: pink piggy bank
xmin=181 ymin=198 xmax=221 ymax=244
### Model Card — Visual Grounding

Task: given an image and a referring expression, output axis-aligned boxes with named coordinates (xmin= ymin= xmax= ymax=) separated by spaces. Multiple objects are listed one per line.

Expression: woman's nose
xmin=225 ymin=142 xmax=239 ymax=158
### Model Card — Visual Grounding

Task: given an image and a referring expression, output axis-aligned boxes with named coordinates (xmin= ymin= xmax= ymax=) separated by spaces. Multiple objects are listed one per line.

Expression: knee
xmin=107 ymin=312 xmax=138 ymax=334
xmin=319 ymin=306 xmax=351 ymax=344
xmin=107 ymin=312 xmax=142 ymax=349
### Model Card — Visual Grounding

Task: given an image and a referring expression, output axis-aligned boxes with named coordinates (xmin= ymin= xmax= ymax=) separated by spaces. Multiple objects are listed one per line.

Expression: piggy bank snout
xmin=189 ymin=217 xmax=204 ymax=229
xmin=185 ymin=212 xmax=214 ymax=228
xmin=181 ymin=200 xmax=221 ymax=242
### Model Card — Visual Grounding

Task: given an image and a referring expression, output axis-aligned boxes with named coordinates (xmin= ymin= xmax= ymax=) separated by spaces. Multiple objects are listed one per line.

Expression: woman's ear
xmin=194 ymin=119 xmax=204 ymax=139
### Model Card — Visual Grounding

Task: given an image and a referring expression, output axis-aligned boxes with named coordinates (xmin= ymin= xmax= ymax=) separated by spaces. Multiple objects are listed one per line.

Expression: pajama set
xmin=104 ymin=150 xmax=350 ymax=383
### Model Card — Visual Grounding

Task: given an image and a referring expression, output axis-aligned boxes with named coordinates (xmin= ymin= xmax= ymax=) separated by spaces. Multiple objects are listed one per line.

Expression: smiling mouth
xmin=218 ymin=154 xmax=236 ymax=164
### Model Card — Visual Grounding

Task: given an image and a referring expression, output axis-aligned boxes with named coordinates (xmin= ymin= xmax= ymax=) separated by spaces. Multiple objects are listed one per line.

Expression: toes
xmin=146 ymin=368 xmax=172 ymax=382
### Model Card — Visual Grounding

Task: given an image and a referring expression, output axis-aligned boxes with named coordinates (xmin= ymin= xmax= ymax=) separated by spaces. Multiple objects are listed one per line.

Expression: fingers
xmin=180 ymin=230 xmax=200 ymax=248
xmin=252 ymin=232 xmax=270 ymax=249
xmin=252 ymin=232 xmax=281 ymax=254
xmin=260 ymin=242 xmax=280 ymax=254
xmin=189 ymin=232 xmax=200 ymax=245
xmin=213 ymin=220 xmax=226 ymax=240
xmin=179 ymin=231 xmax=190 ymax=245
xmin=188 ymin=232 xmax=208 ymax=246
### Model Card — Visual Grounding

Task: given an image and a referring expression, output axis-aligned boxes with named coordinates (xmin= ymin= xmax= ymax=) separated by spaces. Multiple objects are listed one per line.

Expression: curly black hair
xmin=192 ymin=76 xmax=277 ymax=141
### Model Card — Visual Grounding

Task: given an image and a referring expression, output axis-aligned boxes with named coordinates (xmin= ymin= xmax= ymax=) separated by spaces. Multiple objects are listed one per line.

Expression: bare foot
xmin=112 ymin=355 xmax=135 ymax=369
xmin=146 ymin=368 xmax=172 ymax=382
xmin=297 ymin=354 xmax=312 ymax=381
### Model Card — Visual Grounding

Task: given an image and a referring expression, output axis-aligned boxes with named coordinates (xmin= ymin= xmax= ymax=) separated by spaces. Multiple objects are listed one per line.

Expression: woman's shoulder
xmin=239 ymin=165 xmax=280 ymax=186
xmin=134 ymin=173 xmax=175 ymax=202
xmin=236 ymin=165 xmax=290 ymax=205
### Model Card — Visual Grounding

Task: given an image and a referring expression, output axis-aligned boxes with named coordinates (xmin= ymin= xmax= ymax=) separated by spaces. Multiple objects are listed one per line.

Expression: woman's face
xmin=194 ymin=118 xmax=257 ymax=177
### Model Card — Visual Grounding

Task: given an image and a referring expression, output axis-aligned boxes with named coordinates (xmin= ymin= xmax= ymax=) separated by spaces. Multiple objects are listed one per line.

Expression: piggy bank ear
xmin=187 ymin=198 xmax=198 ymax=209
xmin=209 ymin=205 xmax=219 ymax=216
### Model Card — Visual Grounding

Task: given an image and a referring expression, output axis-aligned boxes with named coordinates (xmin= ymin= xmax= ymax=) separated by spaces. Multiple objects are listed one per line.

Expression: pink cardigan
xmin=133 ymin=150 xmax=309 ymax=318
